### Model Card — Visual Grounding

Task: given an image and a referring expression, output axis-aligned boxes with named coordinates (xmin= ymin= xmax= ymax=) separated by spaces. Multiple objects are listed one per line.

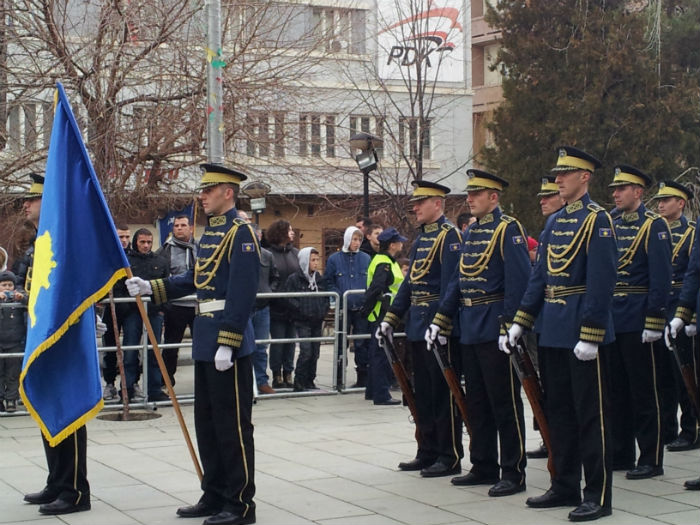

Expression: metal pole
xmin=363 ymin=172 xmax=369 ymax=218
xmin=206 ymin=0 xmax=224 ymax=164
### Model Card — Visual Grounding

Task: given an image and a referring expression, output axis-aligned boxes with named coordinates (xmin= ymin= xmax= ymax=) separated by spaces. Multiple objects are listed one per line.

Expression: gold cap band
xmin=538 ymin=182 xmax=559 ymax=196
xmin=466 ymin=176 xmax=503 ymax=191
xmin=27 ymin=182 xmax=44 ymax=196
xmin=610 ymin=171 xmax=646 ymax=187
xmin=201 ymin=171 xmax=242 ymax=186
xmin=653 ymin=185 xmax=688 ymax=200
xmin=412 ymin=187 xmax=446 ymax=198
xmin=556 ymin=155 xmax=595 ymax=172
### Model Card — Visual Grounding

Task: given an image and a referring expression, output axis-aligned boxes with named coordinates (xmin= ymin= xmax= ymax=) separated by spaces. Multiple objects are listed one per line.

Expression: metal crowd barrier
xmin=1 ymin=288 xmax=407 ymax=416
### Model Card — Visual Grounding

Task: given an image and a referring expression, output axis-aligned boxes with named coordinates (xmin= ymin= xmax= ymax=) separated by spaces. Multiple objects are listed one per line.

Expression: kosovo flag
xmin=19 ymin=83 xmax=129 ymax=446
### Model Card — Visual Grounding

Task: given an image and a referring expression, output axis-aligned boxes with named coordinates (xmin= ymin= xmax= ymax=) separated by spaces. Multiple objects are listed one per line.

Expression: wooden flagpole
xmin=125 ymin=267 xmax=203 ymax=481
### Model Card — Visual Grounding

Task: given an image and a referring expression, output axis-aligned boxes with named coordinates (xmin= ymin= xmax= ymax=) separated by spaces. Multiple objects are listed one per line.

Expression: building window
xmin=484 ymin=43 xmax=502 ymax=87
xmin=299 ymin=113 xmax=336 ymax=158
xmin=399 ymin=117 xmax=431 ymax=160
xmin=312 ymin=7 xmax=366 ymax=54
xmin=322 ymin=228 xmax=344 ymax=266
xmin=349 ymin=115 xmax=384 ymax=159
xmin=246 ymin=112 xmax=286 ymax=158
xmin=4 ymin=101 xmax=52 ymax=152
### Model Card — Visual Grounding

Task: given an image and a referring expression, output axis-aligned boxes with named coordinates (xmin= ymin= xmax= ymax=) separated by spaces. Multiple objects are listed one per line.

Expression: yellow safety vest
xmin=366 ymin=253 xmax=404 ymax=322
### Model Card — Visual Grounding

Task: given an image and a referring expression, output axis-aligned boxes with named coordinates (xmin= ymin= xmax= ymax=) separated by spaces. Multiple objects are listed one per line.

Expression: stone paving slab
xmin=1 ymin=359 xmax=698 ymax=525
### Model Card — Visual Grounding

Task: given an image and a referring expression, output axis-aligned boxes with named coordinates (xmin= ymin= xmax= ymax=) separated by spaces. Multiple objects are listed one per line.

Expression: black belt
xmin=614 ymin=285 xmax=648 ymax=295
xmin=460 ymin=293 xmax=504 ymax=307
xmin=545 ymin=285 xmax=587 ymax=299
xmin=411 ymin=294 xmax=440 ymax=306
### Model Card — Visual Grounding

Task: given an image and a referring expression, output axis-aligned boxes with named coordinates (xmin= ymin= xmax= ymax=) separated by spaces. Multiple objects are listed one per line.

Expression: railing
xmin=3 ymin=288 xmax=409 ymax=414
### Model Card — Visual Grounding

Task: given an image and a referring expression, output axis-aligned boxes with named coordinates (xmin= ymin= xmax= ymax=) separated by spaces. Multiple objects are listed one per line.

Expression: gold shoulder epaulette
xmin=645 ymin=210 xmax=661 ymax=220
xmin=233 ymin=217 xmax=248 ymax=226
xmin=441 ymin=222 xmax=455 ymax=232
xmin=500 ymin=215 xmax=515 ymax=223
xmin=587 ymin=203 xmax=604 ymax=213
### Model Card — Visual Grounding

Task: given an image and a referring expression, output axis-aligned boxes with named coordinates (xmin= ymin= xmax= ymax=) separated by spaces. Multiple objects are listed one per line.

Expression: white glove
xmin=498 ymin=335 xmax=508 ymax=354
xmin=665 ymin=317 xmax=685 ymax=347
xmin=685 ymin=324 xmax=697 ymax=337
xmin=376 ymin=321 xmax=393 ymax=343
xmin=425 ymin=324 xmax=440 ymax=347
xmin=95 ymin=315 xmax=107 ymax=338
xmin=504 ymin=323 xmax=524 ymax=354
xmin=214 ymin=345 xmax=234 ymax=371
xmin=642 ymin=329 xmax=662 ymax=343
xmin=125 ymin=277 xmax=152 ymax=297
xmin=573 ymin=340 xmax=598 ymax=361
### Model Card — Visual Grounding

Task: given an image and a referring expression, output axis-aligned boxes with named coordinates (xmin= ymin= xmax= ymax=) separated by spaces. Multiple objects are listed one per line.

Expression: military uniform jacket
xmin=150 ymin=208 xmax=260 ymax=361
xmin=384 ymin=215 xmax=462 ymax=341
xmin=514 ymin=193 xmax=617 ymax=348
xmin=666 ymin=215 xmax=695 ymax=321
xmin=433 ymin=207 xmax=531 ymax=345
xmin=675 ymin=217 xmax=700 ymax=323
xmin=612 ymin=203 xmax=672 ymax=333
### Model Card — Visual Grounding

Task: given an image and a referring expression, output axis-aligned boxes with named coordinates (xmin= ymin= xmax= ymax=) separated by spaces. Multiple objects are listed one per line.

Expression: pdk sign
xmin=377 ymin=0 xmax=466 ymax=82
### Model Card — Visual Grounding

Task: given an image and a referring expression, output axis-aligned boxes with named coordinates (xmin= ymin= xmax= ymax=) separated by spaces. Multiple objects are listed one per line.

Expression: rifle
xmin=499 ymin=316 xmax=555 ymax=479
xmin=429 ymin=338 xmax=473 ymax=437
xmin=666 ymin=328 xmax=700 ymax=415
xmin=378 ymin=333 xmax=423 ymax=448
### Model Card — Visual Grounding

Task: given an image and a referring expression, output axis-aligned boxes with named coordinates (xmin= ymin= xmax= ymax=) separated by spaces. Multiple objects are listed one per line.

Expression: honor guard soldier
xmin=504 ymin=146 xmax=616 ymax=522
xmin=667 ymin=212 xmax=700 ymax=491
xmin=20 ymin=173 xmax=92 ymax=516
xmin=526 ymin=175 xmax=566 ymax=460
xmin=652 ymin=181 xmax=699 ymax=452
xmin=126 ymin=164 xmax=260 ymax=525
xmin=378 ymin=180 xmax=464 ymax=477
xmin=427 ymin=170 xmax=530 ymax=496
xmin=607 ymin=165 xmax=671 ymax=479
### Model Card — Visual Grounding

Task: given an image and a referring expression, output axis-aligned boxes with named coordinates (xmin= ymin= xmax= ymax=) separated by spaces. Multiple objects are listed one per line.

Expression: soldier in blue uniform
xmin=505 ymin=146 xmax=616 ymax=522
xmin=378 ymin=181 xmax=464 ymax=477
xmin=427 ymin=170 xmax=530 ymax=496
xmin=126 ymin=164 xmax=260 ymax=525
xmin=607 ymin=165 xmax=671 ymax=480
xmin=652 ymin=181 xmax=699 ymax=452
xmin=667 ymin=214 xmax=700 ymax=491
xmin=21 ymin=172 xmax=93 ymax=516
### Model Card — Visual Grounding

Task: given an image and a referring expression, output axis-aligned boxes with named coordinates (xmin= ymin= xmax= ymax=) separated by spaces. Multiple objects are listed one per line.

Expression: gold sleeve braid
xmin=150 ymin=278 xmax=168 ymax=305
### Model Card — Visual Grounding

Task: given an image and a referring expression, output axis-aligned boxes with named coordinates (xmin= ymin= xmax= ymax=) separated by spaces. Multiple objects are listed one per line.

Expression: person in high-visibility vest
xmin=360 ymin=227 xmax=407 ymax=405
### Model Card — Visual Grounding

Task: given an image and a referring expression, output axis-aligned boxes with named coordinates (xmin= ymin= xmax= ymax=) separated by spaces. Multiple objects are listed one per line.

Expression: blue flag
xmin=20 ymin=83 xmax=130 ymax=446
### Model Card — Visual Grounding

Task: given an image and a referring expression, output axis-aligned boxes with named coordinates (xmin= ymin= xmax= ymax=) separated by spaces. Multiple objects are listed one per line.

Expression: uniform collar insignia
xmin=622 ymin=212 xmax=639 ymax=223
xmin=480 ymin=213 xmax=494 ymax=224
xmin=669 ymin=219 xmax=681 ymax=229
xmin=208 ymin=215 xmax=227 ymax=227
xmin=423 ymin=222 xmax=439 ymax=233
xmin=565 ymin=200 xmax=583 ymax=214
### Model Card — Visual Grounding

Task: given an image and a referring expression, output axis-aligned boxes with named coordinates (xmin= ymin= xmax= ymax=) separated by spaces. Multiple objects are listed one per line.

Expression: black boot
xmin=352 ymin=368 xmax=367 ymax=388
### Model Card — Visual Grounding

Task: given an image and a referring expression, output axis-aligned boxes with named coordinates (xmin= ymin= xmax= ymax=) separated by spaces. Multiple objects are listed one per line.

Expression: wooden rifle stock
xmin=667 ymin=329 xmax=700 ymax=415
xmin=430 ymin=340 xmax=473 ymax=437
xmin=378 ymin=334 xmax=423 ymax=448
xmin=499 ymin=317 xmax=555 ymax=479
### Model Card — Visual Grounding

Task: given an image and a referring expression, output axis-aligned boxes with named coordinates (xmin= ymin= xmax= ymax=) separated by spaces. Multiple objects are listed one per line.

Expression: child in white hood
xmin=283 ymin=247 xmax=330 ymax=391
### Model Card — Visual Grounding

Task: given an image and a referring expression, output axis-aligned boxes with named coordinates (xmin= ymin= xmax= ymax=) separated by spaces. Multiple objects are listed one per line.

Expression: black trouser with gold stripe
xmin=606 ymin=331 xmax=663 ymax=468
xmin=195 ymin=356 xmax=255 ymax=517
xmin=461 ymin=341 xmax=526 ymax=483
xmin=409 ymin=340 xmax=463 ymax=467
xmin=41 ymin=426 xmax=89 ymax=504
xmin=541 ymin=346 xmax=612 ymax=507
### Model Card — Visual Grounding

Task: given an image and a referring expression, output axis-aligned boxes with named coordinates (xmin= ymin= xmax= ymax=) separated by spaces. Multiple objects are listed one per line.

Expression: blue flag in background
xmin=20 ymin=83 xmax=130 ymax=446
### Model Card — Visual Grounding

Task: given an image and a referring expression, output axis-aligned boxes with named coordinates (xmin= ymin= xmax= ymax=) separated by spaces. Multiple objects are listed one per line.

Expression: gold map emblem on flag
xmin=28 ymin=231 xmax=57 ymax=327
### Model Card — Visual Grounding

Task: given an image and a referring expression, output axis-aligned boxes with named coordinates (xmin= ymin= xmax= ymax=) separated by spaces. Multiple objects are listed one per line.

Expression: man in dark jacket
xmin=156 ymin=215 xmax=197 ymax=386
xmin=122 ymin=229 xmax=169 ymax=401
xmin=285 ymin=247 xmax=329 ymax=391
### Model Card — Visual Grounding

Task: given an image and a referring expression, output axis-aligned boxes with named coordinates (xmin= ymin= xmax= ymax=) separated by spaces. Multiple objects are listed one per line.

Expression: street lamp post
xmin=349 ymin=132 xmax=383 ymax=218
xmin=242 ymin=181 xmax=272 ymax=225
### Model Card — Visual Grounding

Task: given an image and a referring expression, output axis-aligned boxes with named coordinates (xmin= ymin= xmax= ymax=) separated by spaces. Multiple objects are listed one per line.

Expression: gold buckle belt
xmin=613 ymin=285 xmax=648 ymax=295
xmin=461 ymin=293 xmax=504 ymax=307
xmin=410 ymin=294 xmax=440 ymax=306
xmin=197 ymin=299 xmax=226 ymax=314
xmin=545 ymin=285 xmax=587 ymax=299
